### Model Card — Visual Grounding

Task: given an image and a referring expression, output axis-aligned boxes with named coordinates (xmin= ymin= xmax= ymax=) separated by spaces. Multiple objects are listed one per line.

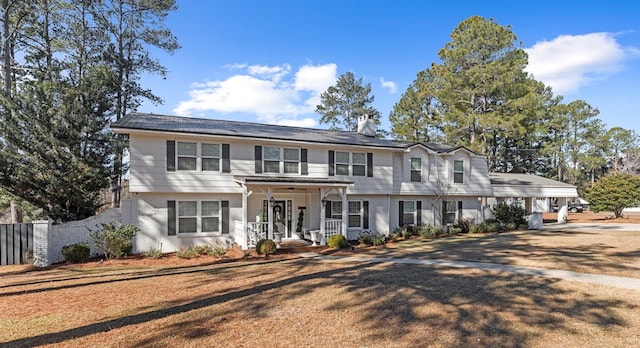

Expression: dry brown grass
xmin=2 ymin=226 xmax=640 ymax=347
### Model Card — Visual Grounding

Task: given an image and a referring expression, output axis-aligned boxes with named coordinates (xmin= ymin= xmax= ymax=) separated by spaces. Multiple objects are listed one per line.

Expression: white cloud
xmin=174 ymin=63 xmax=337 ymax=125
xmin=525 ymin=32 xmax=640 ymax=95
xmin=380 ymin=77 xmax=397 ymax=94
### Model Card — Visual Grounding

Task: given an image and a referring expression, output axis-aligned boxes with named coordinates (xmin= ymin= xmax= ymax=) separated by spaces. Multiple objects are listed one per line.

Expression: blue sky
xmin=141 ymin=0 xmax=640 ymax=134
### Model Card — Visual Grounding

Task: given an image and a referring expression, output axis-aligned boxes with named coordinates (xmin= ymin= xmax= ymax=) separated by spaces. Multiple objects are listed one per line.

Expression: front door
xmin=272 ymin=200 xmax=286 ymax=237
xmin=264 ymin=199 xmax=293 ymax=239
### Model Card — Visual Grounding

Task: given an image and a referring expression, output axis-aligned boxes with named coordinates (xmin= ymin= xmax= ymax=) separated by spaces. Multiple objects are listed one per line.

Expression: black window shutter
xmin=167 ymin=140 xmax=175 ymax=172
xmin=328 ymin=150 xmax=335 ymax=176
xmin=167 ymin=200 xmax=176 ymax=236
xmin=325 ymin=201 xmax=332 ymax=219
xmin=417 ymin=201 xmax=422 ymax=226
xmin=457 ymin=201 xmax=463 ymax=224
xmin=398 ymin=200 xmax=404 ymax=226
xmin=222 ymin=144 xmax=230 ymax=173
xmin=254 ymin=146 xmax=262 ymax=174
xmin=363 ymin=201 xmax=369 ymax=229
xmin=263 ymin=200 xmax=269 ymax=222
xmin=367 ymin=152 xmax=373 ymax=177
xmin=222 ymin=200 xmax=229 ymax=234
xmin=301 ymin=149 xmax=308 ymax=175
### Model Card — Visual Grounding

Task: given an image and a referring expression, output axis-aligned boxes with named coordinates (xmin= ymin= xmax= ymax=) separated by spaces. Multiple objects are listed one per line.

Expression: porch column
xmin=320 ymin=188 xmax=326 ymax=237
xmin=341 ymin=187 xmax=347 ymax=237
xmin=267 ymin=188 xmax=274 ymax=240
xmin=241 ymin=184 xmax=248 ymax=249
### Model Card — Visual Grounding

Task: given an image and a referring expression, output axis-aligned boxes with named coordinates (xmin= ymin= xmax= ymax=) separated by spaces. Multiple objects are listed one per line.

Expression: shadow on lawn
xmin=354 ymin=230 xmax=640 ymax=277
xmin=0 ymin=257 xmax=291 ymax=297
xmin=3 ymin=258 xmax=632 ymax=347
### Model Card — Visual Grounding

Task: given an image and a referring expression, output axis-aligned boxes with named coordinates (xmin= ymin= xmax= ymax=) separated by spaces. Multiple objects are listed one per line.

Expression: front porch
xmin=232 ymin=176 xmax=354 ymax=250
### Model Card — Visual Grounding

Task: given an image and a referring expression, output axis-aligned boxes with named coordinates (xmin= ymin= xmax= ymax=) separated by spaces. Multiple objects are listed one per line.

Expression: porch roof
xmin=489 ymin=173 xmax=578 ymax=198
xmin=234 ymin=176 xmax=354 ymax=188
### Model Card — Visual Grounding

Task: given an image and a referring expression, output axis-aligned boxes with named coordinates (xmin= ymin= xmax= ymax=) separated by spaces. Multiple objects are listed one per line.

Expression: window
xmin=335 ymin=152 xmax=366 ymax=176
xmin=329 ymin=200 xmax=363 ymax=228
xmin=410 ymin=158 xmax=421 ymax=182
xmin=264 ymin=146 xmax=281 ymax=173
xmin=177 ymin=201 xmax=221 ymax=233
xmin=283 ymin=148 xmax=299 ymax=174
xmin=201 ymin=201 xmax=220 ymax=233
xmin=453 ymin=160 xmax=464 ymax=183
xmin=335 ymin=152 xmax=350 ymax=175
xmin=177 ymin=142 xmax=197 ymax=170
xmin=330 ymin=201 xmax=343 ymax=220
xmin=402 ymin=201 xmax=416 ymax=225
xmin=263 ymin=146 xmax=300 ymax=174
xmin=444 ymin=201 xmax=458 ymax=225
xmin=348 ymin=201 xmax=362 ymax=228
xmin=352 ymin=153 xmax=366 ymax=176
xmin=201 ymin=143 xmax=220 ymax=171
xmin=178 ymin=201 xmax=197 ymax=233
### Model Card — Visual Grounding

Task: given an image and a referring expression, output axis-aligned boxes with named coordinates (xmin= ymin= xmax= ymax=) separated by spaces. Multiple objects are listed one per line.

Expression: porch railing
xmin=247 ymin=222 xmax=268 ymax=247
xmin=324 ymin=219 xmax=342 ymax=240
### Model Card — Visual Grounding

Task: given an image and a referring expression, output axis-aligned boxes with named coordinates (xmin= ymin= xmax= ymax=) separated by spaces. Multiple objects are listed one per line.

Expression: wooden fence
xmin=0 ymin=223 xmax=33 ymax=265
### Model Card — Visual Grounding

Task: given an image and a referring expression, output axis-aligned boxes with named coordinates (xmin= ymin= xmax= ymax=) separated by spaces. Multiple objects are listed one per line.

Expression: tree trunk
xmin=10 ymin=200 xmax=22 ymax=223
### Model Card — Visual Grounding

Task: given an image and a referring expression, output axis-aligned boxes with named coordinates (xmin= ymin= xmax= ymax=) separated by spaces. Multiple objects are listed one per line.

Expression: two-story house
xmin=111 ymin=113 xmax=495 ymax=252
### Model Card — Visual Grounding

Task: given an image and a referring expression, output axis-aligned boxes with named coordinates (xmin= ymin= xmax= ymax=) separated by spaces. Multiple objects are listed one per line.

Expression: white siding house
xmin=111 ymin=113 xmax=571 ymax=252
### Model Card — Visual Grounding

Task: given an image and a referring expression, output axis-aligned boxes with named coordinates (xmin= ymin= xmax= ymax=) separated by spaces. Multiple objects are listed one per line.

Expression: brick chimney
xmin=356 ymin=114 xmax=376 ymax=137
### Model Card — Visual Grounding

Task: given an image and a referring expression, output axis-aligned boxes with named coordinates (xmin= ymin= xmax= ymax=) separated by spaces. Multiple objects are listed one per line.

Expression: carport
xmin=489 ymin=173 xmax=579 ymax=220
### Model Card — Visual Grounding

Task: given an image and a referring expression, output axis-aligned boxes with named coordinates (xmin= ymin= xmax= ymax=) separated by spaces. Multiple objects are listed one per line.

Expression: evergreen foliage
xmin=315 ymin=72 xmax=383 ymax=134
xmin=0 ymin=0 xmax=179 ymax=221
xmin=89 ymin=222 xmax=139 ymax=259
xmin=586 ymin=173 xmax=640 ymax=218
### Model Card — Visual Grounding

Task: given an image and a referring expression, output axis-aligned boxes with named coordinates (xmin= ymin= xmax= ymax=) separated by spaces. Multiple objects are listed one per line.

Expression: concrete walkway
xmin=298 ymin=253 xmax=640 ymax=292
xmin=542 ymin=222 xmax=640 ymax=231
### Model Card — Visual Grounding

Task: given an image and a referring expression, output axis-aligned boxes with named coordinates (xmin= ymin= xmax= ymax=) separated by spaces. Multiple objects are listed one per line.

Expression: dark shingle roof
xmin=489 ymin=173 xmax=577 ymax=188
xmin=111 ymin=112 xmax=460 ymax=152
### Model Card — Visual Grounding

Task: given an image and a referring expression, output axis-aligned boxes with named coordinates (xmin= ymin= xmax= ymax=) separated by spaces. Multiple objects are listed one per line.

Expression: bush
xmin=143 ymin=248 xmax=163 ymax=259
xmin=358 ymin=230 xmax=386 ymax=246
xmin=62 ymin=243 xmax=90 ymax=263
xmin=176 ymin=244 xmax=227 ymax=258
xmin=468 ymin=223 xmax=486 ymax=234
xmin=176 ymin=247 xmax=197 ymax=259
xmin=371 ymin=235 xmax=386 ymax=246
xmin=454 ymin=218 xmax=475 ymax=234
xmin=492 ymin=202 xmax=528 ymax=226
xmin=256 ymin=239 xmax=277 ymax=255
xmin=327 ymin=234 xmax=348 ymax=249
xmin=447 ymin=226 xmax=463 ymax=236
xmin=90 ymin=222 xmax=139 ymax=260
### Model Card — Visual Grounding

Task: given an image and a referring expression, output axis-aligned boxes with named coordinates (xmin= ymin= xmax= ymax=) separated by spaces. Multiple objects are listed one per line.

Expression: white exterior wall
xmin=132 ymin=192 xmax=241 ymax=253
xmin=124 ymin=130 xmax=494 ymax=249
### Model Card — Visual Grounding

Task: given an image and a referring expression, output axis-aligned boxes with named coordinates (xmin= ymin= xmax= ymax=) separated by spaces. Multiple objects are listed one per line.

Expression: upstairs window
xmin=334 ymin=151 xmax=367 ymax=176
xmin=168 ymin=141 xmax=228 ymax=172
xmin=263 ymin=146 xmax=300 ymax=174
xmin=201 ymin=143 xmax=220 ymax=171
xmin=177 ymin=142 xmax=197 ymax=170
xmin=263 ymin=146 xmax=281 ymax=173
xmin=352 ymin=153 xmax=366 ymax=176
xmin=453 ymin=160 xmax=464 ymax=184
xmin=335 ymin=152 xmax=350 ymax=175
xmin=410 ymin=158 xmax=421 ymax=182
xmin=283 ymin=148 xmax=300 ymax=174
